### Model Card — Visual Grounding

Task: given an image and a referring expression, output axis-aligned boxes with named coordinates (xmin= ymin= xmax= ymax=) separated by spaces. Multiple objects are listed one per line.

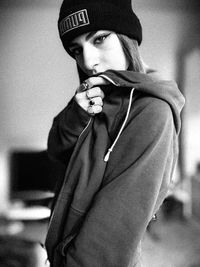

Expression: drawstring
xmin=104 ymin=88 xmax=135 ymax=162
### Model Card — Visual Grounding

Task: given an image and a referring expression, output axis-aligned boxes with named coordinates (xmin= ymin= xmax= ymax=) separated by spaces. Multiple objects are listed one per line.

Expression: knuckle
xmin=75 ymin=93 xmax=81 ymax=101
xmin=101 ymin=90 xmax=105 ymax=98
xmin=89 ymin=87 xmax=98 ymax=97
xmin=97 ymin=87 xmax=101 ymax=94
xmin=98 ymin=106 xmax=103 ymax=112
xmin=97 ymin=97 xmax=103 ymax=105
xmin=95 ymin=105 xmax=102 ymax=113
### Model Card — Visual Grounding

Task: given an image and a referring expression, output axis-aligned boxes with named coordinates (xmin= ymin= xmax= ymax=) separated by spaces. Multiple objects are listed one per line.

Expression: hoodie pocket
xmin=54 ymin=207 xmax=85 ymax=264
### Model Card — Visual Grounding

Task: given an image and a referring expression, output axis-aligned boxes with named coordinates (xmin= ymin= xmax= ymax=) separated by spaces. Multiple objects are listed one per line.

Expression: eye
xmin=69 ymin=47 xmax=82 ymax=57
xmin=94 ymin=33 xmax=111 ymax=45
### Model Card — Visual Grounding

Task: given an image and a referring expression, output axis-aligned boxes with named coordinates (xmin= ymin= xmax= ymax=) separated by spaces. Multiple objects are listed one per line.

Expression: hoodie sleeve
xmin=48 ymin=98 xmax=91 ymax=164
xmin=64 ymin=96 xmax=177 ymax=266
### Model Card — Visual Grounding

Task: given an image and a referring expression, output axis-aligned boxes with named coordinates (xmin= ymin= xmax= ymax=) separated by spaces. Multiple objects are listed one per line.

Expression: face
xmin=68 ymin=30 xmax=129 ymax=76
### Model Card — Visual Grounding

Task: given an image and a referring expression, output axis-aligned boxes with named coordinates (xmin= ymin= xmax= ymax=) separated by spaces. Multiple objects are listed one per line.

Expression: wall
xmin=0 ymin=1 xmax=77 ymax=210
xmin=0 ymin=0 xmax=199 ymax=210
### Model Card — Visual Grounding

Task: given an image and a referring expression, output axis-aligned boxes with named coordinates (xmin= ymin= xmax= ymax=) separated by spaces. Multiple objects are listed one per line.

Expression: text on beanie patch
xmin=59 ymin=9 xmax=90 ymax=36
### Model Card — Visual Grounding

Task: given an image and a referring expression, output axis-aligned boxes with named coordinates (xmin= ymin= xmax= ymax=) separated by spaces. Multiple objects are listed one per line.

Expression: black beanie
xmin=58 ymin=0 xmax=142 ymax=57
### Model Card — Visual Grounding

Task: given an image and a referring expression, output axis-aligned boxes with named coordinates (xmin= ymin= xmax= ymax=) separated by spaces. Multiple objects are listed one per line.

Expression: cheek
xmin=105 ymin=47 xmax=128 ymax=70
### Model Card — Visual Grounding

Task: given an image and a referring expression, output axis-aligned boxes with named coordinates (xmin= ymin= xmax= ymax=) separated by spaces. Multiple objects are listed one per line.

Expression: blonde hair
xmin=117 ymin=34 xmax=146 ymax=73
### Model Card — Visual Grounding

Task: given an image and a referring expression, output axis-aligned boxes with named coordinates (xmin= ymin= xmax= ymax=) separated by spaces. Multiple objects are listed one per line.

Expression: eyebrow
xmin=69 ymin=31 xmax=98 ymax=48
xmin=85 ymin=31 xmax=97 ymax=41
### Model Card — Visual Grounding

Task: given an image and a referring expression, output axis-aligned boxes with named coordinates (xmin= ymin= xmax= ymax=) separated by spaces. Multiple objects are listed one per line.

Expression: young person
xmin=45 ymin=0 xmax=185 ymax=266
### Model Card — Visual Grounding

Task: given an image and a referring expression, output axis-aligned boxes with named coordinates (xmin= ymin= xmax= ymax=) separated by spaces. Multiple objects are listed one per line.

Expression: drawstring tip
xmin=104 ymin=148 xmax=112 ymax=162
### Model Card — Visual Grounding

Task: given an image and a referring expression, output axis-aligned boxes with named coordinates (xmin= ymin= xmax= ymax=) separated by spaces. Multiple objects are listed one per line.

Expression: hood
xmin=99 ymin=70 xmax=185 ymax=135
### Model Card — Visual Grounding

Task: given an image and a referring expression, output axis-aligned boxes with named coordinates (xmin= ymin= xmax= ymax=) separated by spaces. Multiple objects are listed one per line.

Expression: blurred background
xmin=0 ymin=0 xmax=200 ymax=266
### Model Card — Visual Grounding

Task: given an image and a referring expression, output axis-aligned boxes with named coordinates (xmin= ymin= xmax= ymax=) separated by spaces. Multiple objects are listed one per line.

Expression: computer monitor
xmin=9 ymin=150 xmax=65 ymax=205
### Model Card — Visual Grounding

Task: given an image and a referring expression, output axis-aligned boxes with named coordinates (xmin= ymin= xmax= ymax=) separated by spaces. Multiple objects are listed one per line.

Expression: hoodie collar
xmin=99 ymin=70 xmax=185 ymax=134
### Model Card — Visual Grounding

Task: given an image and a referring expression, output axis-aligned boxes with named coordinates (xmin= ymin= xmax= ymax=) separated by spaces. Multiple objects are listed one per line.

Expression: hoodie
xmin=45 ymin=70 xmax=185 ymax=267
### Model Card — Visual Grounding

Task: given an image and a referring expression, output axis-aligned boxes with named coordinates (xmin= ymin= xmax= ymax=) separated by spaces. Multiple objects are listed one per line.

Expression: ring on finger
xmin=89 ymin=99 xmax=95 ymax=106
xmin=80 ymin=81 xmax=89 ymax=92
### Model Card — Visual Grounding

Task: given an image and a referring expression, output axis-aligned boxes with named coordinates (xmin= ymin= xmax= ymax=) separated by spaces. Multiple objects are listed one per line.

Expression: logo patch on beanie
xmin=59 ymin=9 xmax=90 ymax=36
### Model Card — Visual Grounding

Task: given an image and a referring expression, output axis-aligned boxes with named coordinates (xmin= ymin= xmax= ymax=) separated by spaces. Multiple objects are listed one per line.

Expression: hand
xmin=75 ymin=76 xmax=109 ymax=115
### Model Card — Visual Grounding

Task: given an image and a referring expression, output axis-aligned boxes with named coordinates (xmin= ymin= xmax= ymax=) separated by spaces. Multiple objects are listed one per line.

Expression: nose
xmin=82 ymin=44 xmax=99 ymax=74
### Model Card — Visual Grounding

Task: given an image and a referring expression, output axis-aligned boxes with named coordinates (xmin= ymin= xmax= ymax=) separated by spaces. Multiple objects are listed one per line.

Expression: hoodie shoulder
xmin=132 ymin=93 xmax=174 ymax=130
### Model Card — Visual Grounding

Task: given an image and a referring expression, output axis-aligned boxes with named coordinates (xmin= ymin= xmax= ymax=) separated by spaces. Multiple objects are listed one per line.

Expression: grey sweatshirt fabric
xmin=45 ymin=70 xmax=185 ymax=267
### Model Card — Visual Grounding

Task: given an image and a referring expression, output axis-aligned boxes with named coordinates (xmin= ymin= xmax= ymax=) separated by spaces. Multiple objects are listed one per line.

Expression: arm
xmin=48 ymin=98 xmax=91 ymax=164
xmin=48 ymin=76 xmax=107 ymax=164
xmin=65 ymin=97 xmax=176 ymax=266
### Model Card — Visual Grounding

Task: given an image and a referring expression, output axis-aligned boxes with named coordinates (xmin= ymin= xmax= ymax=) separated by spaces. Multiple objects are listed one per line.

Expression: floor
xmin=1 ymin=209 xmax=200 ymax=267
xmin=142 ymin=215 xmax=200 ymax=267
xmin=36 ymin=213 xmax=200 ymax=267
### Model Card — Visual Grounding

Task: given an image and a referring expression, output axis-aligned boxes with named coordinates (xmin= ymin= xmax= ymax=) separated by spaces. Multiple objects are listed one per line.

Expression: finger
xmin=77 ymin=76 xmax=109 ymax=93
xmin=75 ymin=91 xmax=90 ymax=112
xmin=86 ymin=76 xmax=109 ymax=88
xmin=76 ymin=80 xmax=91 ymax=93
xmin=86 ymin=87 xmax=105 ymax=99
xmin=75 ymin=91 xmax=87 ymax=101
xmin=88 ymin=105 xmax=102 ymax=115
